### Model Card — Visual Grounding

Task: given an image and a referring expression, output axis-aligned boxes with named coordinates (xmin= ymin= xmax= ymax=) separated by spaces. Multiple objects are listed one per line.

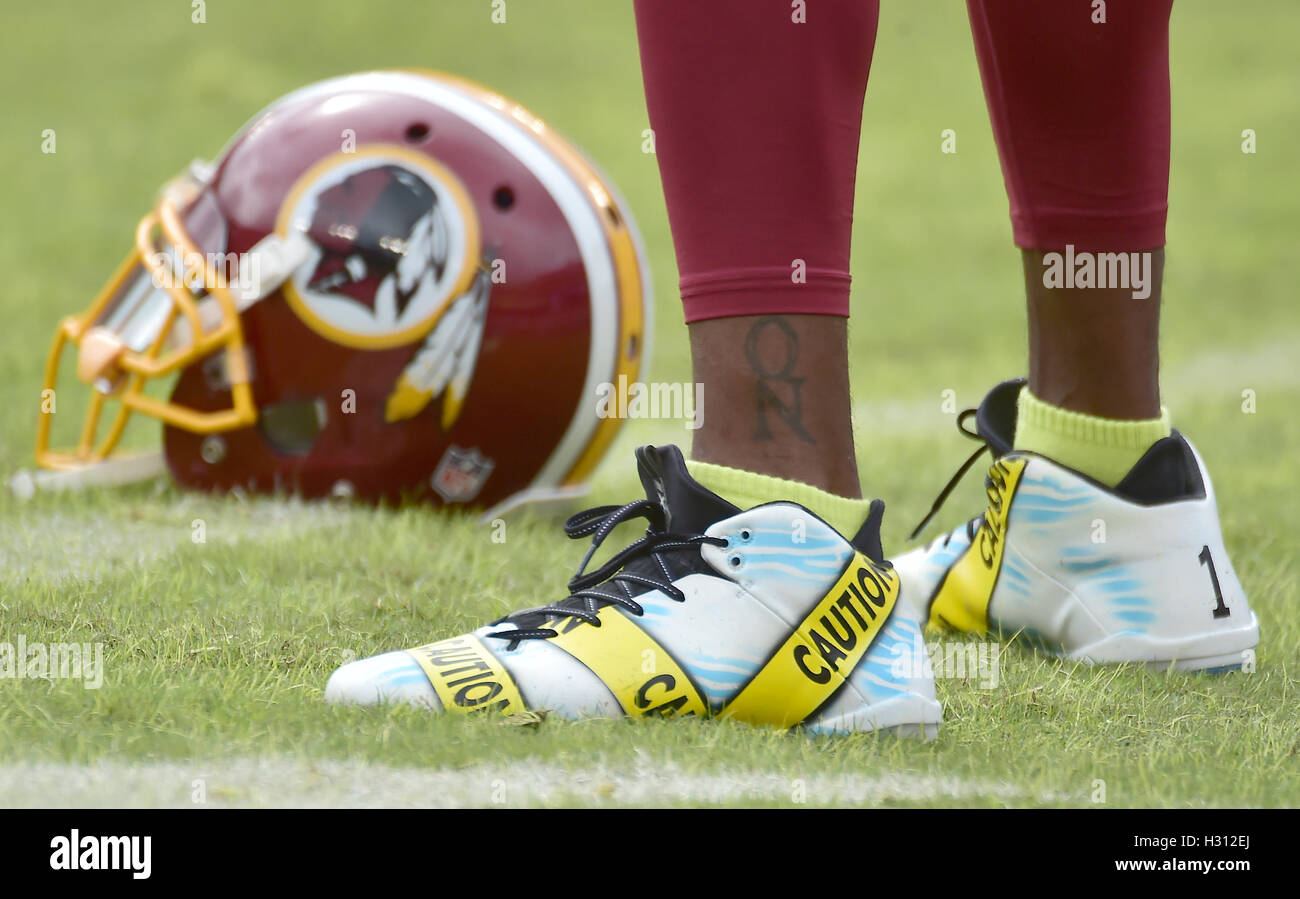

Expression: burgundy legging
xmin=634 ymin=0 xmax=1174 ymax=323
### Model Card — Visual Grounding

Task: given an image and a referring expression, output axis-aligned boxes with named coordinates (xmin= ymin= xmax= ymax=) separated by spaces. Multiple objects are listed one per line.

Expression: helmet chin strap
xmin=11 ymin=452 xmax=167 ymax=499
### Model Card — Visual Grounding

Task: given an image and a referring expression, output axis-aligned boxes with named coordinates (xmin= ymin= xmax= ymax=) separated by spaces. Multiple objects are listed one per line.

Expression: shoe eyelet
xmin=738 ymin=528 xmax=753 ymax=543
xmin=728 ymin=554 xmax=743 ymax=569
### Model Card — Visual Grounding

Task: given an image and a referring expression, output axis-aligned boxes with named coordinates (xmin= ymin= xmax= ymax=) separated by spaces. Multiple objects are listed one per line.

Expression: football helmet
xmin=31 ymin=70 xmax=649 ymax=510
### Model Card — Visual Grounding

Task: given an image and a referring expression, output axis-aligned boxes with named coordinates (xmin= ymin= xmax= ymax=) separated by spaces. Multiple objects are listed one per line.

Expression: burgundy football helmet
xmin=31 ymin=71 xmax=649 ymax=510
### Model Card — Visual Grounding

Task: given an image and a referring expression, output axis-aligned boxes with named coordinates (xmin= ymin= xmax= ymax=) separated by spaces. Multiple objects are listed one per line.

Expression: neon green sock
xmin=686 ymin=460 xmax=874 ymax=537
xmin=1014 ymin=387 xmax=1171 ymax=487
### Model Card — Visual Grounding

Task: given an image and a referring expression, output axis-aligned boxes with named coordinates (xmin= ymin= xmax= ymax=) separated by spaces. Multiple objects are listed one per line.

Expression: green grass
xmin=0 ymin=1 xmax=1297 ymax=807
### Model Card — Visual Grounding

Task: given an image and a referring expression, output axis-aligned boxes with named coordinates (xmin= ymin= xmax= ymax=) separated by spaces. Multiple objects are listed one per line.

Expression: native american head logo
xmin=279 ymin=146 xmax=480 ymax=350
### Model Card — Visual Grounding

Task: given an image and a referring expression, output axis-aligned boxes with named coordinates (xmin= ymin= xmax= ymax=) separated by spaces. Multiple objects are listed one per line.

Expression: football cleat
xmin=327 ymin=445 xmax=942 ymax=736
xmin=894 ymin=379 xmax=1259 ymax=672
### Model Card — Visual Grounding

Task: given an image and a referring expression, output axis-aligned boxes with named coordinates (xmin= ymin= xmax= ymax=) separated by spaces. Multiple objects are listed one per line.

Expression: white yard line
xmin=0 ymin=757 xmax=1073 ymax=808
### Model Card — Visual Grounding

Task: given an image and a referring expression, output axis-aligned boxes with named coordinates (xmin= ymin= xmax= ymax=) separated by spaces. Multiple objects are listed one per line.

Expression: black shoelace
xmin=909 ymin=407 xmax=991 ymax=544
xmin=486 ymin=498 xmax=728 ymax=649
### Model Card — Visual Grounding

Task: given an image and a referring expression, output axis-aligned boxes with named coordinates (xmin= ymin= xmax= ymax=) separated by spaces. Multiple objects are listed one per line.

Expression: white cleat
xmin=328 ymin=444 xmax=942 ymax=737
xmin=893 ymin=379 xmax=1259 ymax=672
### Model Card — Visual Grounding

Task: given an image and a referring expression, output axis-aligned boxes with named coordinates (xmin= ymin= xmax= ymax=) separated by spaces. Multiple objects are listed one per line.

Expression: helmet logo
xmin=277 ymin=146 xmax=481 ymax=349
xmin=431 ymin=445 xmax=495 ymax=503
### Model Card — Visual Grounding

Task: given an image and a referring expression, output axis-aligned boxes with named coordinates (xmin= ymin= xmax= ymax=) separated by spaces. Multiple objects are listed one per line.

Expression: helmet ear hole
xmin=404 ymin=122 xmax=431 ymax=143
xmin=258 ymin=399 xmax=326 ymax=456
xmin=492 ymin=186 xmax=515 ymax=211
